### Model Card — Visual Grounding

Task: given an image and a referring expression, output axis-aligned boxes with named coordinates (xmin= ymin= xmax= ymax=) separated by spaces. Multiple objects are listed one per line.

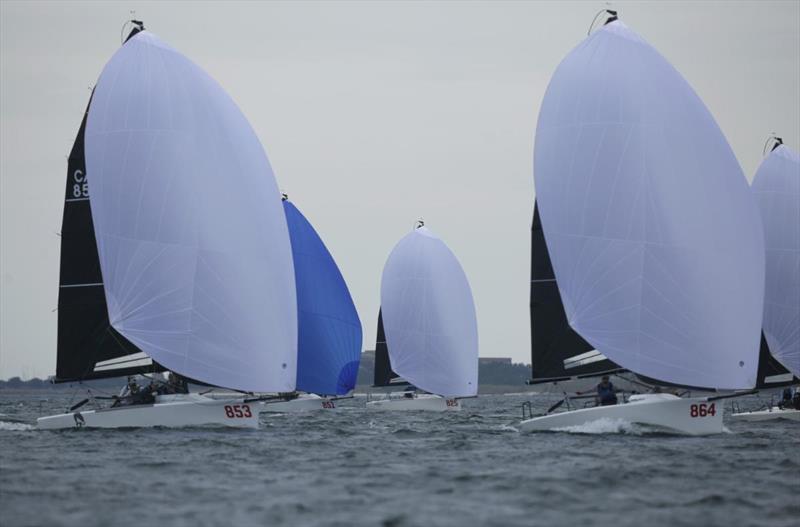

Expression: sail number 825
xmin=689 ymin=403 xmax=715 ymax=418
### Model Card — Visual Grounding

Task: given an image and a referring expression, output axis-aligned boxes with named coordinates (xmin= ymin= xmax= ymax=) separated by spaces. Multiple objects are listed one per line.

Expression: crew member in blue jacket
xmin=578 ymin=375 xmax=618 ymax=406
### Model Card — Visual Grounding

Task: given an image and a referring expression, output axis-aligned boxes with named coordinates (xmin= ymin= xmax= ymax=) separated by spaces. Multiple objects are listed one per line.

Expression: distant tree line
xmin=355 ymin=353 xmax=531 ymax=386
xmin=2 ymin=357 xmax=533 ymax=389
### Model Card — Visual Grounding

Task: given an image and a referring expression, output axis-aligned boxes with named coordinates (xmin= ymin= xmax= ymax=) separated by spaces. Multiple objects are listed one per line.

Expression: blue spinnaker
xmin=283 ymin=200 xmax=362 ymax=395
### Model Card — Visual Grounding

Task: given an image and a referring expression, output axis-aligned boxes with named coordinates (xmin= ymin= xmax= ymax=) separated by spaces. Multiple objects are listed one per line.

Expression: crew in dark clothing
xmin=578 ymin=375 xmax=618 ymax=406
xmin=168 ymin=373 xmax=189 ymax=394
xmin=792 ymin=389 xmax=800 ymax=411
xmin=778 ymin=387 xmax=793 ymax=409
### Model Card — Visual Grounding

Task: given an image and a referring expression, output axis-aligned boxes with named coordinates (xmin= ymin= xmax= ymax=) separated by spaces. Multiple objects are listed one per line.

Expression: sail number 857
xmin=689 ymin=403 xmax=715 ymax=418
xmin=224 ymin=404 xmax=252 ymax=418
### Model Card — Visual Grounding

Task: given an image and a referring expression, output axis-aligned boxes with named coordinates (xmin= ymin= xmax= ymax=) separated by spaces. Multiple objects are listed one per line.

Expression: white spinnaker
xmin=533 ymin=21 xmax=765 ymax=389
xmin=85 ymin=31 xmax=296 ymax=392
xmin=752 ymin=145 xmax=800 ymax=378
xmin=380 ymin=227 xmax=478 ymax=397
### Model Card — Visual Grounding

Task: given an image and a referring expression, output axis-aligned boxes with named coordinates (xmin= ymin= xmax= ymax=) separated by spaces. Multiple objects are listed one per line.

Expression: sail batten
xmin=84 ymin=31 xmax=297 ymax=392
xmin=379 ymin=227 xmax=478 ymax=397
xmin=533 ymin=20 xmax=765 ymax=390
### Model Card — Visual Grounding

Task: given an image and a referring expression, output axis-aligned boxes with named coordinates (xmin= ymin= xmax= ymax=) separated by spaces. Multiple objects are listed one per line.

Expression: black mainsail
xmin=755 ymin=331 xmax=798 ymax=389
xmin=372 ymin=309 xmax=406 ymax=387
xmin=55 ymin=22 xmax=163 ymax=383
xmin=529 ymin=201 xmax=623 ymax=383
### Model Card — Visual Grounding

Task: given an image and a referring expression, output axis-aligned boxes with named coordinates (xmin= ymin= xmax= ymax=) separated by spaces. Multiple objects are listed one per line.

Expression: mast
xmin=529 ymin=201 xmax=623 ymax=383
xmin=55 ymin=21 xmax=162 ymax=382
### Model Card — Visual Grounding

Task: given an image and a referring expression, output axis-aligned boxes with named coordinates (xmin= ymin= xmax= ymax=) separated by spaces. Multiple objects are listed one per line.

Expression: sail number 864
xmin=689 ymin=403 xmax=716 ymax=418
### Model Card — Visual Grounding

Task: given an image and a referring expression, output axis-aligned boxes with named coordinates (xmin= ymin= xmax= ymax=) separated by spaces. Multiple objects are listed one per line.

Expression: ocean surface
xmin=1 ymin=389 xmax=797 ymax=527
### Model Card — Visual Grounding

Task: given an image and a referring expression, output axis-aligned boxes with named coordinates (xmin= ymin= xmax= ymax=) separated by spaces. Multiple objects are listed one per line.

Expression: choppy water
xmin=1 ymin=390 xmax=797 ymax=527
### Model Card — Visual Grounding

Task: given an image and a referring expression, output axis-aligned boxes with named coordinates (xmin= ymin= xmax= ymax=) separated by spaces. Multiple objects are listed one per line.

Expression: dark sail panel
xmin=755 ymin=331 xmax=798 ymax=389
xmin=529 ymin=201 xmax=622 ymax=383
xmin=373 ymin=309 xmax=405 ymax=387
xmin=55 ymin=98 xmax=157 ymax=382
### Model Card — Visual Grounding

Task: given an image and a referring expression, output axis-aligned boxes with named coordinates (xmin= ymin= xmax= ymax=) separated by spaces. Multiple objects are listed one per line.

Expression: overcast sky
xmin=1 ymin=1 xmax=798 ymax=379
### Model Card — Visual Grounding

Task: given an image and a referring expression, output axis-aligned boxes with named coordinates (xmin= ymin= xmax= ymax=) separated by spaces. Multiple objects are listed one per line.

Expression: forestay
xmin=380 ymin=227 xmax=478 ymax=397
xmin=533 ymin=21 xmax=765 ymax=389
xmin=284 ymin=200 xmax=362 ymax=395
xmin=751 ymin=145 xmax=800 ymax=378
xmin=85 ymin=31 xmax=297 ymax=393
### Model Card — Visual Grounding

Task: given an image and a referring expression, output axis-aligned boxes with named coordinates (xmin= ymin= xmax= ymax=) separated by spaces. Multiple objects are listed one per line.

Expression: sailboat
xmin=366 ymin=223 xmax=478 ymax=411
xmin=731 ymin=138 xmax=800 ymax=422
xmin=519 ymin=12 xmax=766 ymax=435
xmin=262 ymin=197 xmax=362 ymax=412
xmin=38 ymin=21 xmax=297 ymax=429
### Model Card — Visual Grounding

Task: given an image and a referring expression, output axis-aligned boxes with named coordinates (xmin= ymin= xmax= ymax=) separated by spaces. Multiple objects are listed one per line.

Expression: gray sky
xmin=1 ymin=1 xmax=798 ymax=379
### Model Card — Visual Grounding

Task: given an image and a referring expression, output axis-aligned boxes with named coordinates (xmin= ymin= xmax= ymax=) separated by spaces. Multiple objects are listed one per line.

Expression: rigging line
xmin=587 ymin=8 xmax=617 ymax=36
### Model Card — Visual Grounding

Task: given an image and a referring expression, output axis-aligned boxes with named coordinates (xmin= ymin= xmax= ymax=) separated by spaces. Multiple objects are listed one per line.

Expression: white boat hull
xmin=259 ymin=393 xmax=338 ymax=413
xmin=366 ymin=394 xmax=461 ymax=412
xmin=519 ymin=394 xmax=723 ymax=435
xmin=37 ymin=394 xmax=259 ymax=430
xmin=730 ymin=407 xmax=800 ymax=422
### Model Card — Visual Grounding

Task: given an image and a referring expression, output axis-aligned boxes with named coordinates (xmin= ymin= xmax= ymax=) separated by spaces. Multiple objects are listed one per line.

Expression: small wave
xmin=552 ymin=417 xmax=640 ymax=435
xmin=367 ymin=420 xmax=389 ymax=431
xmin=497 ymin=424 xmax=520 ymax=433
xmin=0 ymin=420 xmax=34 ymax=431
xmin=392 ymin=428 xmax=422 ymax=438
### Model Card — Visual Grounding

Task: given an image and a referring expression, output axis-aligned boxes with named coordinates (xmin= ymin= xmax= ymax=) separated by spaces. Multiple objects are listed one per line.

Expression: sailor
xmin=778 ymin=387 xmax=793 ymax=409
xmin=168 ymin=372 xmax=189 ymax=394
xmin=792 ymin=388 xmax=800 ymax=411
xmin=578 ymin=375 xmax=618 ymax=406
xmin=112 ymin=376 xmax=141 ymax=407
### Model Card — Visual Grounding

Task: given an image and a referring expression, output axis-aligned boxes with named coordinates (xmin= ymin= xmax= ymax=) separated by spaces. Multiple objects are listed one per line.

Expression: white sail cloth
xmin=752 ymin=145 xmax=800 ymax=377
xmin=85 ymin=31 xmax=297 ymax=392
xmin=380 ymin=227 xmax=478 ymax=397
xmin=533 ymin=21 xmax=765 ymax=389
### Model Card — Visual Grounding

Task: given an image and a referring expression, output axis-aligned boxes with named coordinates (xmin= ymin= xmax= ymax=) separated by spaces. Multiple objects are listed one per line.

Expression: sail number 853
xmin=689 ymin=403 xmax=715 ymax=418
xmin=224 ymin=404 xmax=252 ymax=418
